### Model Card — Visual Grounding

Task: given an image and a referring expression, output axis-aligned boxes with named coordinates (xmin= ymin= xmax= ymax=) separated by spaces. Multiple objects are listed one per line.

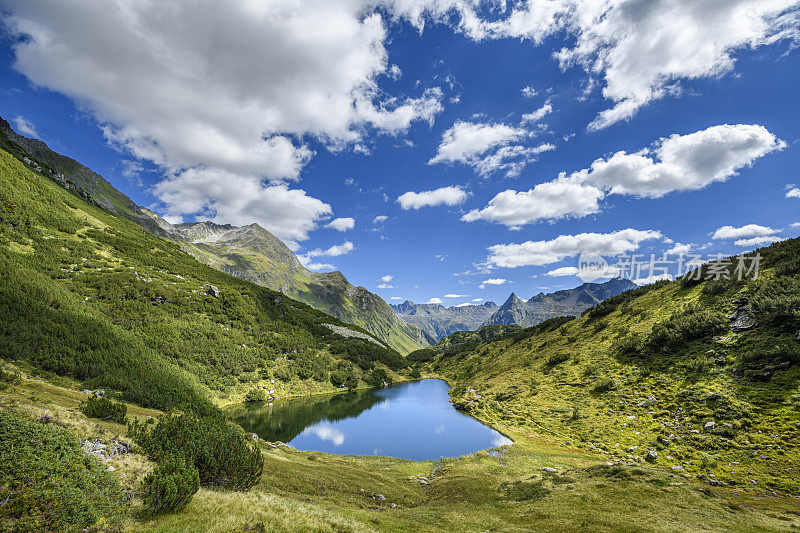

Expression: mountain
xmin=485 ymin=278 xmax=638 ymax=327
xmin=167 ymin=221 xmax=428 ymax=354
xmin=391 ymin=300 xmax=498 ymax=342
xmin=0 ymin=116 xmax=427 ymax=355
xmin=393 ymin=279 xmax=636 ymax=342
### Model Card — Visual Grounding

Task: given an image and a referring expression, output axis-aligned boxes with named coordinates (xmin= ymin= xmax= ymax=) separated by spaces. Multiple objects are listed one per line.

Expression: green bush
xmin=330 ymin=364 xmax=358 ymax=389
xmin=130 ymin=413 xmax=263 ymax=491
xmin=751 ymin=276 xmax=800 ymax=331
xmin=0 ymin=410 xmax=125 ymax=532
xmin=0 ymin=366 xmax=21 ymax=390
xmin=81 ymin=394 xmax=127 ymax=423
xmin=647 ymin=305 xmax=727 ymax=352
xmin=365 ymin=368 xmax=391 ymax=387
xmin=410 ymin=368 xmax=421 ymax=379
xmin=244 ymin=389 xmax=266 ymax=403
xmin=546 ymin=352 xmax=570 ymax=366
xmin=593 ymin=377 xmax=616 ymax=393
xmin=141 ymin=455 xmax=200 ymax=515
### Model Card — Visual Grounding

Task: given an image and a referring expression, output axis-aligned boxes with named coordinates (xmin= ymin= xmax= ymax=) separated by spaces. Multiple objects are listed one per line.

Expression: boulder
xmin=704 ymin=421 xmax=716 ymax=432
xmin=206 ymin=285 xmax=221 ymax=298
xmin=646 ymin=450 xmax=658 ymax=463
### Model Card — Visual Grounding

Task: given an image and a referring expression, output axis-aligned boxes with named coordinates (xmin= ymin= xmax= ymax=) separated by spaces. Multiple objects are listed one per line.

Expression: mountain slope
xmin=485 ymin=278 xmax=638 ymax=327
xmin=167 ymin=221 xmax=429 ymax=354
xmin=0 ymin=141 xmax=411 ymax=414
xmin=418 ymin=239 xmax=800 ymax=495
xmin=391 ymin=301 xmax=498 ymax=342
xmin=0 ymin=117 xmax=427 ymax=355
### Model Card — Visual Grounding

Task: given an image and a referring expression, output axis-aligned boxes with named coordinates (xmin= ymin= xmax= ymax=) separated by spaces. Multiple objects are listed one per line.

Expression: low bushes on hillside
xmin=129 ymin=413 xmax=263 ymax=491
xmin=81 ymin=394 xmax=128 ymax=423
xmin=244 ymin=389 xmax=267 ymax=403
xmin=0 ymin=410 xmax=125 ymax=531
xmin=751 ymin=275 xmax=800 ymax=331
xmin=648 ymin=305 xmax=728 ymax=352
xmin=141 ymin=454 xmax=200 ymax=515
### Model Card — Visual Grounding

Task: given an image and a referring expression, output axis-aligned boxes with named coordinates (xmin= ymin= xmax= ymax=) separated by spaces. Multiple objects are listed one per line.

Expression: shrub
xmin=245 ymin=389 xmax=266 ymax=403
xmin=141 ymin=455 xmax=200 ymax=515
xmin=751 ymin=276 xmax=800 ymax=331
xmin=410 ymin=368 xmax=421 ymax=379
xmin=130 ymin=414 xmax=263 ymax=491
xmin=546 ymin=352 xmax=570 ymax=366
xmin=330 ymin=364 xmax=358 ymax=389
xmin=647 ymin=305 xmax=727 ymax=352
xmin=614 ymin=333 xmax=645 ymax=357
xmin=593 ymin=377 xmax=616 ymax=393
xmin=81 ymin=394 xmax=127 ymax=423
xmin=0 ymin=366 xmax=21 ymax=390
xmin=365 ymin=368 xmax=391 ymax=387
xmin=0 ymin=410 xmax=125 ymax=531
xmin=500 ymin=480 xmax=550 ymax=501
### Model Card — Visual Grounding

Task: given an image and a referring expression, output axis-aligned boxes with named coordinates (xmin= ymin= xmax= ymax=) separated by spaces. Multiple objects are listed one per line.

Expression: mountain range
xmin=0 ymin=116 xmax=427 ymax=354
xmin=393 ymin=278 xmax=637 ymax=342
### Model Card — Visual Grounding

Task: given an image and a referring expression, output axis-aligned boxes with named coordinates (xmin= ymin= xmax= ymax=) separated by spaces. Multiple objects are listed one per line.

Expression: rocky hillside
xmin=0 ymin=116 xmax=427 ymax=355
xmin=167 ymin=221 xmax=429 ymax=354
xmin=485 ymin=278 xmax=637 ymax=327
xmin=391 ymin=301 xmax=498 ymax=342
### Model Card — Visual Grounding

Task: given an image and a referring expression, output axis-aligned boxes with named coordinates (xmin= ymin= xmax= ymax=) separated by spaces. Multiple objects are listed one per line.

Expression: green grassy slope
xmin=420 ymin=240 xmax=800 ymax=495
xmin=0 ymin=147 xmax=410 ymax=414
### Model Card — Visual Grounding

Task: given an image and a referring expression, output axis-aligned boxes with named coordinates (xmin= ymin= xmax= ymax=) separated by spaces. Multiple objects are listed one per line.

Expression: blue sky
xmin=1 ymin=1 xmax=799 ymax=306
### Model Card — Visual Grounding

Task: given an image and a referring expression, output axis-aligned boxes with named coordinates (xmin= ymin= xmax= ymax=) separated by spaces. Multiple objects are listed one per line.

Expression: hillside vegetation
xmin=419 ymin=238 xmax=800 ymax=494
xmin=0 ymin=146 xmax=411 ymax=415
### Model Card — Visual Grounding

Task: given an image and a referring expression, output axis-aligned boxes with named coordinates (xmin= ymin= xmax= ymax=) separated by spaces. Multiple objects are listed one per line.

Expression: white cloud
xmin=427 ymin=297 xmax=444 ymax=304
xmin=521 ymin=102 xmax=553 ymax=124
xmin=444 ymin=293 xmax=468 ymax=298
xmin=453 ymin=302 xmax=473 ymax=307
xmin=479 ymin=278 xmax=508 ymax=289
xmin=487 ymin=229 xmax=662 ymax=268
xmin=13 ymin=115 xmax=38 ymax=138
xmin=792 ymin=222 xmax=800 ymax=228
xmin=546 ymin=266 xmax=579 ymax=277
xmin=306 ymin=262 xmax=336 ymax=272
xmin=2 ymin=0 xmax=446 ymax=242
xmin=633 ymin=273 xmax=674 ymax=286
xmin=464 ymin=124 xmax=784 ymax=227
xmin=397 ymin=186 xmax=467 ymax=210
xmin=326 ymin=217 xmax=355 ymax=232
xmin=787 ymin=187 xmax=800 ymax=199
xmin=734 ymin=236 xmax=784 ymax=247
xmin=471 ymin=297 xmax=483 ymax=302
xmin=381 ymin=274 xmax=394 ymax=283
xmin=462 ymin=177 xmax=603 ymax=227
xmin=429 ymin=121 xmax=549 ymax=177
xmin=298 ymin=241 xmax=354 ymax=265
xmin=521 ymin=86 xmax=538 ymax=98
xmin=377 ymin=283 xmax=395 ymax=289
xmin=389 ymin=296 xmax=404 ymax=300
xmin=665 ymin=243 xmax=692 ymax=255
xmin=153 ymin=168 xmax=331 ymax=245
xmin=712 ymin=224 xmax=778 ymax=240
xmin=373 ymin=215 xmax=388 ymax=224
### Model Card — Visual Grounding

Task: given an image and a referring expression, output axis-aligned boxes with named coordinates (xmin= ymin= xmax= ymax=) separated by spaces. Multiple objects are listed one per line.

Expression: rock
xmin=541 ymin=467 xmax=558 ymax=472
xmin=658 ymin=437 xmax=670 ymax=446
xmin=671 ymin=465 xmax=684 ymax=471
xmin=704 ymin=421 xmax=716 ymax=432
xmin=646 ymin=450 xmax=658 ymax=463
xmin=107 ymin=466 xmax=116 ymax=472
xmin=375 ymin=494 xmax=386 ymax=501
xmin=206 ymin=285 xmax=221 ymax=298
xmin=95 ymin=389 xmax=105 ymax=398
xmin=730 ymin=308 xmax=756 ymax=331
xmin=390 ymin=503 xmax=397 ymax=509
xmin=252 ymin=433 xmax=259 ymax=441
xmin=81 ymin=389 xmax=92 ymax=395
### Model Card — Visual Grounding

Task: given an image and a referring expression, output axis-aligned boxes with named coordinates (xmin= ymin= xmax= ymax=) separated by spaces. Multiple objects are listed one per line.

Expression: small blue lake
xmin=229 ymin=379 xmax=512 ymax=461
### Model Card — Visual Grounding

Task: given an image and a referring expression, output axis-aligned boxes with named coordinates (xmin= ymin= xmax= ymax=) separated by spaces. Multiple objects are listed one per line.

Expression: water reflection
xmin=229 ymin=379 xmax=512 ymax=461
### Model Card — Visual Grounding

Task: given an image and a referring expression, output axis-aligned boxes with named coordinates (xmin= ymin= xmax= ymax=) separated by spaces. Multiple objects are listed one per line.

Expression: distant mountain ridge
xmin=394 ymin=278 xmax=637 ymax=341
xmin=0 ymin=116 xmax=428 ymax=354
xmin=391 ymin=301 xmax=498 ymax=342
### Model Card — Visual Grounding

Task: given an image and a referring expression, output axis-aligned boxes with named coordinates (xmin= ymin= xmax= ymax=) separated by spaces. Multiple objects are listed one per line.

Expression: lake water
xmin=229 ymin=379 xmax=512 ymax=461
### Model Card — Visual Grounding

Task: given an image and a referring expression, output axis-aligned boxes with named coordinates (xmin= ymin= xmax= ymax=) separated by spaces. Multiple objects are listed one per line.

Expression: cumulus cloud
xmin=521 ymin=86 xmax=538 ymax=98
xmin=381 ymin=274 xmax=394 ymax=283
xmin=298 ymin=241 xmax=354 ymax=266
xmin=546 ymin=266 xmax=579 ymax=277
xmin=373 ymin=215 xmax=388 ymax=224
xmin=398 ymin=186 xmax=467 ymax=210
xmin=734 ymin=236 xmax=784 ymax=247
xmin=665 ymin=243 xmax=692 ymax=255
xmin=427 ymin=297 xmax=444 ymax=304
xmin=2 ymin=0 xmax=446 ymax=243
xmin=787 ymin=187 xmax=800 ymax=199
xmin=633 ymin=273 xmax=674 ymax=285
xmin=487 ymin=229 xmax=662 ymax=268
xmin=712 ymin=224 xmax=778 ymax=240
xmin=464 ymin=124 xmax=784 ymax=227
xmin=521 ymin=102 xmax=553 ymax=124
xmin=306 ymin=262 xmax=336 ymax=272
xmin=326 ymin=217 xmax=355 ymax=232
xmin=479 ymin=278 xmax=508 ymax=289
xmin=428 ymin=121 xmax=550 ymax=177
xmin=444 ymin=293 xmax=468 ymax=298
xmin=377 ymin=283 xmax=395 ymax=289
xmin=13 ymin=115 xmax=38 ymax=138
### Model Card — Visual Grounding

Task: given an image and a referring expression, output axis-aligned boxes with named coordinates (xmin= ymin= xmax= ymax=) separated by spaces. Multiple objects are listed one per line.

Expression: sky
xmin=1 ymin=0 xmax=799 ymax=307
